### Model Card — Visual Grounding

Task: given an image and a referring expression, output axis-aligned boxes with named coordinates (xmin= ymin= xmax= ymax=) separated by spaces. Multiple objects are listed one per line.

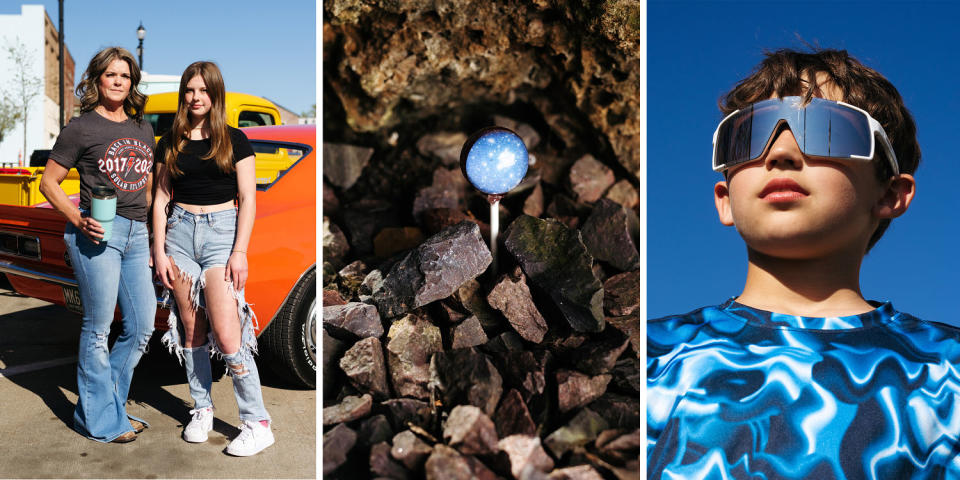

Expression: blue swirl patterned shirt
xmin=648 ymin=299 xmax=960 ymax=480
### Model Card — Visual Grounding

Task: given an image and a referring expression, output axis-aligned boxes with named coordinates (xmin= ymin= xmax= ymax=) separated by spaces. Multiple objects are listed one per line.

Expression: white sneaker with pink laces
xmin=225 ymin=420 xmax=274 ymax=456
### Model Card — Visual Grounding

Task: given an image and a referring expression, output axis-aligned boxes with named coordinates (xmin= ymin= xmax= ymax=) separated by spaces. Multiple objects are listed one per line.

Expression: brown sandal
xmin=130 ymin=420 xmax=146 ymax=433
xmin=111 ymin=431 xmax=137 ymax=443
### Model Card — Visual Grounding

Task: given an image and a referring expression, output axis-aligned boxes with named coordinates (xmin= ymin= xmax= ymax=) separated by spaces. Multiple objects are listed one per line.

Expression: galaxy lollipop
xmin=460 ymin=126 xmax=529 ymax=277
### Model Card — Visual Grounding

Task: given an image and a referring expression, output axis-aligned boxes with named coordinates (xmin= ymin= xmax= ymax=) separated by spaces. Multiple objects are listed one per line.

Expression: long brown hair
xmin=76 ymin=47 xmax=146 ymax=122
xmin=165 ymin=61 xmax=233 ymax=177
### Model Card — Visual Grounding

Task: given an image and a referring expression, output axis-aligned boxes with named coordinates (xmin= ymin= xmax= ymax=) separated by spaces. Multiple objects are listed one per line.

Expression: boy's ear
xmin=714 ymin=180 xmax=735 ymax=226
xmin=874 ymin=173 xmax=916 ymax=219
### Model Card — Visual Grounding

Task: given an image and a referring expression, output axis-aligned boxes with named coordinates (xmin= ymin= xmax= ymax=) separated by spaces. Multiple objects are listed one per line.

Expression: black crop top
xmin=155 ymin=127 xmax=255 ymax=205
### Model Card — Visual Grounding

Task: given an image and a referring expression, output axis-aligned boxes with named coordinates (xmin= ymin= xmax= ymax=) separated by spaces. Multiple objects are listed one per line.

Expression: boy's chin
xmin=740 ymin=234 xmax=861 ymax=261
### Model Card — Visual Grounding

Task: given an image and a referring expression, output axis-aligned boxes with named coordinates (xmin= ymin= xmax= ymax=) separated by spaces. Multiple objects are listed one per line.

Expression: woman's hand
xmin=225 ymin=251 xmax=248 ymax=292
xmin=153 ymin=247 xmax=176 ymax=290
xmin=76 ymin=216 xmax=105 ymax=244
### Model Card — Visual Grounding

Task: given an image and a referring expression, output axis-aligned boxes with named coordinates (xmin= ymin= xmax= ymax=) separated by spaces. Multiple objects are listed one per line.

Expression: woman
xmin=39 ymin=47 xmax=155 ymax=444
xmin=151 ymin=61 xmax=272 ymax=456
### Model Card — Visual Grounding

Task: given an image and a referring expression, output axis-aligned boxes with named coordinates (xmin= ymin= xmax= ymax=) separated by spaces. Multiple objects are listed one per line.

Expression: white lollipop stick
xmin=490 ymin=198 xmax=499 ymax=279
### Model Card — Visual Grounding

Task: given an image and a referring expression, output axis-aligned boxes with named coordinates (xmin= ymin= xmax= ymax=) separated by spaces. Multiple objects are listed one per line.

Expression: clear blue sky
xmin=5 ymin=1 xmax=316 ymax=114
xmin=649 ymin=1 xmax=960 ymax=325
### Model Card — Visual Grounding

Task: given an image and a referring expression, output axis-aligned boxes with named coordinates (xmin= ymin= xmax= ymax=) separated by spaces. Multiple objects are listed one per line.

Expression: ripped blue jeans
xmin=160 ymin=205 xmax=269 ymax=422
xmin=65 ymin=214 xmax=156 ymax=443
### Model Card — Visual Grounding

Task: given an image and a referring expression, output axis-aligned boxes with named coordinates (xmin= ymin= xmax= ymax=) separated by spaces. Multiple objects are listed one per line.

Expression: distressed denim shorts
xmin=160 ymin=204 xmax=259 ymax=361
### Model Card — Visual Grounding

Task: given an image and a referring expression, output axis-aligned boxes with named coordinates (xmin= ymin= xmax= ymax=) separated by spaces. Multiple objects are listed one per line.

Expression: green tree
xmin=0 ymin=99 xmax=19 ymax=144
xmin=3 ymin=38 xmax=42 ymax=165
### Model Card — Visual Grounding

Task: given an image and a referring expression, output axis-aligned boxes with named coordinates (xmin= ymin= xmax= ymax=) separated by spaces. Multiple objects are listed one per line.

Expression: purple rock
xmin=323 ymin=216 xmax=350 ymax=267
xmin=374 ymin=221 xmax=492 ymax=318
xmin=603 ymin=270 xmax=641 ymax=316
xmin=503 ymin=216 xmax=604 ymax=333
xmin=545 ymin=194 xmax=590 ymax=230
xmin=568 ymin=154 xmax=614 ymax=203
xmin=443 ymin=405 xmax=499 ymax=456
xmin=359 ymin=268 xmax=384 ymax=301
xmin=600 ymin=428 xmax=643 ymax=451
xmin=391 ymin=430 xmax=433 ymax=470
xmin=498 ymin=435 xmax=555 ymax=478
xmin=340 ymin=337 xmax=391 ymax=400
xmin=323 ymin=329 xmax=346 ymax=399
xmin=606 ymin=313 xmax=641 ymax=355
xmin=359 ymin=414 xmax=394 ymax=447
xmin=323 ymin=393 xmax=373 ymax=425
xmin=493 ymin=389 xmax=536 ymax=437
xmin=424 ymin=444 xmax=501 ymax=480
xmin=522 ymin=182 xmax=545 ymax=218
xmin=439 ymin=300 xmax=469 ymax=324
xmin=487 ymin=269 xmax=548 ymax=343
xmin=413 ymin=167 xmax=469 ymax=220
xmin=588 ymin=392 xmax=641 ymax=430
xmin=580 ymin=199 xmax=640 ymax=272
xmin=370 ymin=441 xmax=409 ymax=479
xmin=323 ymin=180 xmax=340 ymax=216
xmin=484 ymin=331 xmax=526 ymax=353
xmin=493 ymin=115 xmax=541 ymax=150
xmin=386 ymin=314 xmax=442 ymax=399
xmin=323 ymin=288 xmax=347 ymax=306
xmin=574 ymin=331 xmax=630 ymax=376
xmin=323 ymin=142 xmax=374 ymax=190
xmin=556 ymin=370 xmax=611 ymax=413
xmin=430 ymin=347 xmax=503 ymax=415
xmin=611 ymin=355 xmax=641 ymax=395
xmin=323 ymin=423 xmax=357 ymax=475
xmin=534 ymin=153 xmax=575 ymax=187
xmin=323 ymin=302 xmax=384 ymax=339
xmin=547 ymin=465 xmax=605 ymax=480
xmin=452 ymin=316 xmax=488 ymax=349
xmin=491 ymin=350 xmax=551 ymax=403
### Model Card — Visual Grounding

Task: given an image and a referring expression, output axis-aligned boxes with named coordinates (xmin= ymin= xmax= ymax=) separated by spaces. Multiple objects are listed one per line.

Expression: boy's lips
xmin=759 ymin=178 xmax=809 ymax=201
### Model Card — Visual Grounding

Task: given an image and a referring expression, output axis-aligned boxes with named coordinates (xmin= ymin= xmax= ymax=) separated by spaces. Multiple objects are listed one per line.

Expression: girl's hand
xmin=153 ymin=248 xmax=176 ymax=290
xmin=225 ymin=251 xmax=248 ymax=292
xmin=77 ymin=216 xmax=105 ymax=244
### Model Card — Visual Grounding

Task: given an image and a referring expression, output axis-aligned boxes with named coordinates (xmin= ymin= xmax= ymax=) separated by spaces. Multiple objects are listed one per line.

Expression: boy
xmin=647 ymin=49 xmax=960 ymax=479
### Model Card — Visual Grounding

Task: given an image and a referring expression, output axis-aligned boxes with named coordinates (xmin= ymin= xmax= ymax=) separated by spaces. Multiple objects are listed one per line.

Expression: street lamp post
xmin=136 ymin=22 xmax=145 ymax=69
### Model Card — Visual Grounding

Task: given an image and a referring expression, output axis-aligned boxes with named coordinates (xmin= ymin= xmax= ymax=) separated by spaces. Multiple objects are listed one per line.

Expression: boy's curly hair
xmin=720 ymin=48 xmax=920 ymax=251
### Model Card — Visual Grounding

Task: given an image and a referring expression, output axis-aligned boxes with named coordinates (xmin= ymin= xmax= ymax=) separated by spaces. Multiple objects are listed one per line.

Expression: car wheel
xmin=259 ymin=267 xmax=316 ymax=388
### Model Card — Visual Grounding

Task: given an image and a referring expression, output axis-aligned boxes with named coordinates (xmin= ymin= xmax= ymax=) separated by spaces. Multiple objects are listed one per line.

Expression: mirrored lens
xmin=715 ymin=109 xmax=754 ymax=169
xmin=802 ymin=100 xmax=872 ymax=158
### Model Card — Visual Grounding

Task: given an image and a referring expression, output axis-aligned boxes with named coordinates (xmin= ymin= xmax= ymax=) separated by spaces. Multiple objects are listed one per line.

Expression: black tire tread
xmin=258 ymin=267 xmax=316 ymax=388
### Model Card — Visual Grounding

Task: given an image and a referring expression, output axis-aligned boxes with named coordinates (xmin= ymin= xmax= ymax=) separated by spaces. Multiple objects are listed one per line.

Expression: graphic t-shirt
xmin=154 ymin=127 xmax=255 ymax=205
xmin=49 ymin=111 xmax=155 ymax=221
xmin=648 ymin=299 xmax=960 ymax=479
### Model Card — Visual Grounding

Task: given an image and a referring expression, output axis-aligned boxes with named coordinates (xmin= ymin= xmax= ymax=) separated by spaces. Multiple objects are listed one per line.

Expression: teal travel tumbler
xmin=90 ymin=185 xmax=117 ymax=242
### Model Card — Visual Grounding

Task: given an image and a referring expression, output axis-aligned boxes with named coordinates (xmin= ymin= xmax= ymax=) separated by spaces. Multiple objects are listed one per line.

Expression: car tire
xmin=259 ymin=267 xmax=316 ymax=388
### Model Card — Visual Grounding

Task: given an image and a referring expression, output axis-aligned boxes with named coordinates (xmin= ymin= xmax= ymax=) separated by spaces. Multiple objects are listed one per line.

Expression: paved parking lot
xmin=0 ymin=275 xmax=316 ymax=479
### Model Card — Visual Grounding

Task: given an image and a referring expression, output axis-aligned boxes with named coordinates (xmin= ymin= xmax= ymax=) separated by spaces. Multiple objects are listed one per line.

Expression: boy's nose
xmin=764 ymin=127 xmax=804 ymax=170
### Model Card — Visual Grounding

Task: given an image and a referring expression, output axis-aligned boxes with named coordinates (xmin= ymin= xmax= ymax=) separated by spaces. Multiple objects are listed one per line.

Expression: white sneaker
xmin=182 ymin=407 xmax=214 ymax=443
xmin=225 ymin=420 xmax=274 ymax=456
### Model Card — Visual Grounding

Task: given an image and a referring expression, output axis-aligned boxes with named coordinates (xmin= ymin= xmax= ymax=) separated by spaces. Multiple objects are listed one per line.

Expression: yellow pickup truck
xmin=0 ymin=92 xmax=294 ymax=206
